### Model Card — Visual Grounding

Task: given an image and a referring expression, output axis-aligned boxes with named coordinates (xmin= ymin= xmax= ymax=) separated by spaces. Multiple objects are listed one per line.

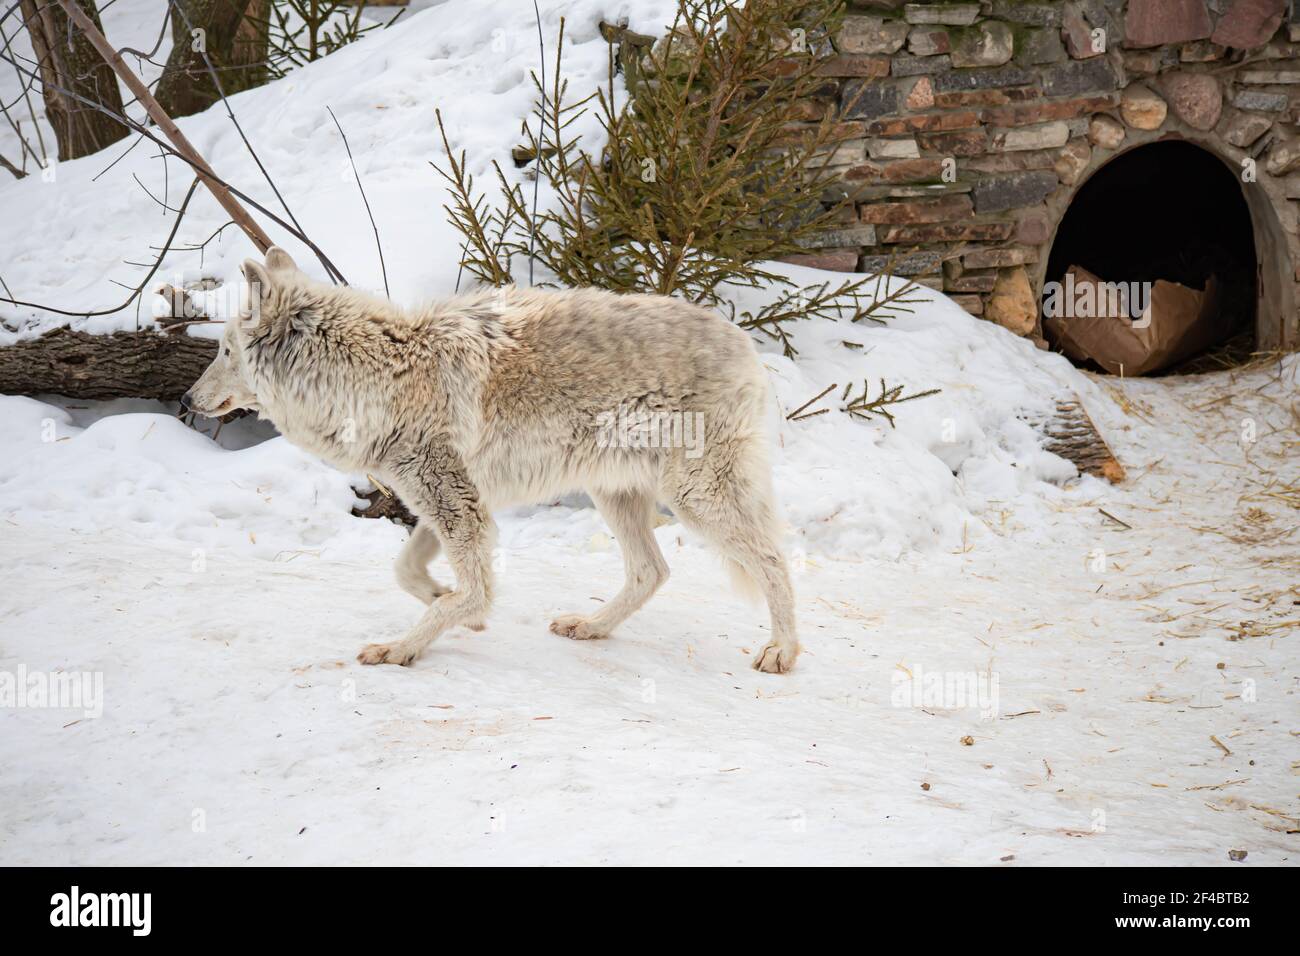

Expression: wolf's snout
xmin=179 ymin=391 xmax=193 ymax=414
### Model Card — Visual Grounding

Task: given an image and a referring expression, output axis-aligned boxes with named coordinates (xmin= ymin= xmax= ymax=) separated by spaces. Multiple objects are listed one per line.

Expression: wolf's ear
xmin=241 ymin=258 xmax=272 ymax=293
xmin=264 ymin=246 xmax=299 ymax=274
xmin=240 ymin=259 xmax=273 ymax=322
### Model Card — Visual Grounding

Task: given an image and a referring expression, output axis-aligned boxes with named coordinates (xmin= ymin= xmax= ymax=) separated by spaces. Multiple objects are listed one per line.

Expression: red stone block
xmin=880 ymin=222 xmax=1015 ymax=243
xmin=934 ymin=87 xmax=1039 ymax=108
xmin=858 ymin=195 xmax=975 ymax=224
xmin=1211 ymin=0 xmax=1286 ymax=50
xmin=917 ymin=129 xmax=988 ymax=156
xmin=867 ymin=111 xmax=981 ymax=136
xmin=779 ymin=250 xmax=861 ymax=272
xmin=980 ymin=95 xmax=1116 ymax=128
xmin=948 ymin=294 xmax=985 ymax=315
xmin=879 ymin=159 xmax=949 ymax=183
xmin=1125 ymin=0 xmax=1213 ymax=48
xmin=814 ymin=55 xmax=892 ymax=78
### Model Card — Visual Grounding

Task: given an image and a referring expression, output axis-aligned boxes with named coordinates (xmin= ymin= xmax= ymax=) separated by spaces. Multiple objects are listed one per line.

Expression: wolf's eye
xmin=224 ymin=347 xmax=231 ymax=358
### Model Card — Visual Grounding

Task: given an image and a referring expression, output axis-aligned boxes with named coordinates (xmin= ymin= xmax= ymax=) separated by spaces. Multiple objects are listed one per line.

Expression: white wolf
xmin=186 ymin=248 xmax=799 ymax=672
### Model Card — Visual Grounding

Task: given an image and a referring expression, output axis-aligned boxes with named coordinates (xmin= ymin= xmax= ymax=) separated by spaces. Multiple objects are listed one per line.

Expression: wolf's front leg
xmin=394 ymin=521 xmax=450 ymax=605
xmin=358 ymin=460 xmax=496 ymax=666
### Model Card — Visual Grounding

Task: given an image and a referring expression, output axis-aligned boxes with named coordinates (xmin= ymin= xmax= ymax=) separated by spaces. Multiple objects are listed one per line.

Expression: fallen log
xmin=1024 ymin=393 xmax=1126 ymax=484
xmin=0 ymin=327 xmax=216 ymax=400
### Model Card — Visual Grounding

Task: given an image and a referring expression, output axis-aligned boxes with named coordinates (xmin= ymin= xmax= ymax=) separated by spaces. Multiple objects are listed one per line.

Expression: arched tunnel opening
xmin=1043 ymin=140 xmax=1257 ymax=376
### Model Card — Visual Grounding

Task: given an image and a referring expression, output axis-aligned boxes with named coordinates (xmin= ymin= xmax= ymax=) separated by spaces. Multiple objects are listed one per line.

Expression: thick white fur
xmin=187 ymin=248 xmax=799 ymax=672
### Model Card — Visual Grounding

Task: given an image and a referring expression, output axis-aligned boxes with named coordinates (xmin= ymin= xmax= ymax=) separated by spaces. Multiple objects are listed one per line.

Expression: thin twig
xmin=0 ymin=41 xmax=350 ymax=289
xmin=528 ymin=0 xmax=544 ymax=287
xmin=51 ymin=0 xmax=275 ymax=253
xmin=787 ymin=383 xmax=836 ymax=421
xmin=0 ymin=176 xmax=200 ymax=319
xmin=1099 ymin=508 xmax=1133 ymax=531
xmin=327 ymin=104 xmax=388 ymax=298
xmin=166 ymin=0 xmax=317 ymax=269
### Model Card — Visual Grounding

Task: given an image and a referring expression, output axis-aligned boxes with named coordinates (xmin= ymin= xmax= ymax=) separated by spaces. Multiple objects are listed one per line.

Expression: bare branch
xmin=0 ymin=33 xmax=350 ymax=285
xmin=51 ymin=0 xmax=274 ymax=251
xmin=165 ymin=0 xmax=315 ymax=262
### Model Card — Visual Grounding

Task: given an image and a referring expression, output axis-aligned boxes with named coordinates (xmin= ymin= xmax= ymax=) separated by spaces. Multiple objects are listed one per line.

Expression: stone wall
xmin=781 ymin=0 xmax=1300 ymax=351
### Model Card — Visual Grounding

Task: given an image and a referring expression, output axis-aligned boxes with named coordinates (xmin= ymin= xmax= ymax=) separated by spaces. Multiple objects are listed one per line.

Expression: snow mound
xmin=0 ymin=399 xmax=388 ymax=561
xmin=741 ymin=266 xmax=1092 ymax=558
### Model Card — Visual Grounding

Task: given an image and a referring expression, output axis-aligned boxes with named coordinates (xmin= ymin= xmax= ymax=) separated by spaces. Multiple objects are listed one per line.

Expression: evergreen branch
xmin=842 ymin=378 xmax=942 ymax=427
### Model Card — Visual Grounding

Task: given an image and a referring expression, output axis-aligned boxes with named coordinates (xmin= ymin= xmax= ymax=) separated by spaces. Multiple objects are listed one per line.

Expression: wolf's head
xmin=182 ymin=246 xmax=305 ymax=417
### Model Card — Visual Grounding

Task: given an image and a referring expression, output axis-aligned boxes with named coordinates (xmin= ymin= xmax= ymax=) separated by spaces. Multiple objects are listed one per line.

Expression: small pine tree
xmin=255 ymin=0 xmax=403 ymax=78
xmin=436 ymin=0 xmax=931 ymax=358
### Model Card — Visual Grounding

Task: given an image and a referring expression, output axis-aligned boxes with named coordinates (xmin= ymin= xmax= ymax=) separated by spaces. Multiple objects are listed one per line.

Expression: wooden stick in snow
xmin=53 ymin=0 xmax=275 ymax=254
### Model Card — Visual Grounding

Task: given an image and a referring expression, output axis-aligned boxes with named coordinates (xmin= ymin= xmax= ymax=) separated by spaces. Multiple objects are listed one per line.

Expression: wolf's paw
xmin=549 ymin=615 xmax=609 ymax=641
xmin=753 ymin=641 xmax=798 ymax=674
xmin=396 ymin=569 xmax=450 ymax=605
xmin=357 ymin=641 xmax=420 ymax=666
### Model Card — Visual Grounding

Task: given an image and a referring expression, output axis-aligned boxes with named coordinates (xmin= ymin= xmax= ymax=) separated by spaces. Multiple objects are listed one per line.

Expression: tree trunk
xmin=155 ymin=0 xmax=270 ymax=120
xmin=233 ymin=0 xmax=270 ymax=84
xmin=1027 ymin=396 xmax=1126 ymax=484
xmin=0 ymin=328 xmax=216 ymax=400
xmin=20 ymin=0 xmax=128 ymax=161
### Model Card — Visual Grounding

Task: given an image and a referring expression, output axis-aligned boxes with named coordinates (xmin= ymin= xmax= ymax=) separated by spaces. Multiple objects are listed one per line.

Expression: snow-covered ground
xmin=1 ymin=345 xmax=1295 ymax=865
xmin=1 ymin=2 xmax=1296 ymax=865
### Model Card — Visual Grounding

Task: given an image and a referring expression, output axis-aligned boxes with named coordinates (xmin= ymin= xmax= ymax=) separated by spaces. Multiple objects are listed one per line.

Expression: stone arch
xmin=1034 ymin=124 xmax=1295 ymax=353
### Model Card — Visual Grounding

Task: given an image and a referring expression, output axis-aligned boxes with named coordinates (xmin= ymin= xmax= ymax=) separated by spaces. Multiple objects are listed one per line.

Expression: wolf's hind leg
xmin=550 ymin=489 xmax=668 ymax=641
xmin=664 ymin=445 xmax=799 ymax=674
xmin=359 ymin=463 xmax=495 ymax=666
xmin=394 ymin=521 xmax=450 ymax=605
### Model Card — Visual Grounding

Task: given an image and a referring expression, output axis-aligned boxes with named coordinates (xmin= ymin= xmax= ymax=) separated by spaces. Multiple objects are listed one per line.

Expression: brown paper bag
xmin=1044 ymin=265 xmax=1221 ymax=376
